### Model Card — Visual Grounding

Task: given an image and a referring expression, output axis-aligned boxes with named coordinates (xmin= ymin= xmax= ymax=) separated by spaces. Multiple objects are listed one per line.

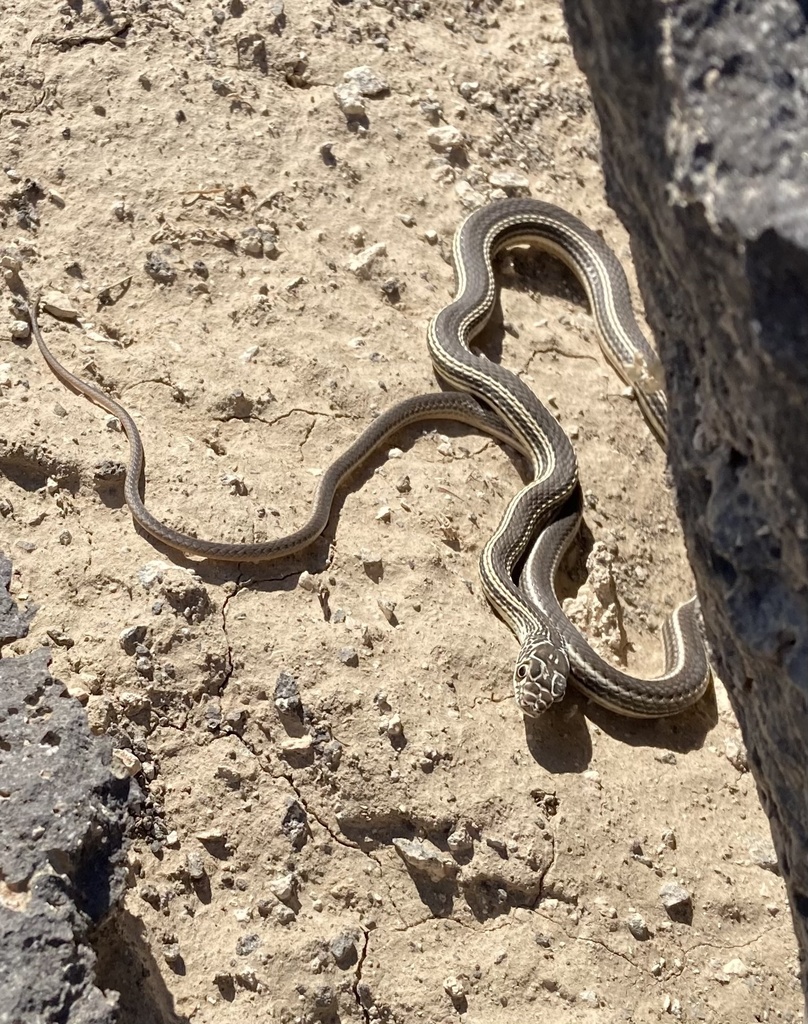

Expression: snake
xmin=427 ymin=199 xmax=708 ymax=717
xmin=25 ymin=197 xmax=710 ymax=718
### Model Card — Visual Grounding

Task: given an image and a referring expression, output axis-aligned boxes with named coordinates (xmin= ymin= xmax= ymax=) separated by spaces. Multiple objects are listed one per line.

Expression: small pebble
xmin=360 ymin=550 xmax=384 ymax=575
xmin=427 ymin=125 xmax=465 ymax=151
xmin=330 ymin=931 xmax=358 ymax=968
xmin=443 ymin=976 xmax=465 ymax=1002
xmin=447 ymin=825 xmax=473 ymax=855
xmin=280 ymin=735 xmax=314 ymax=757
xmin=377 ymin=598 xmax=397 ymax=625
xmin=474 ymin=89 xmax=497 ymax=109
xmin=627 ymin=912 xmax=650 ymax=940
xmin=162 ymin=942 xmax=183 ymax=967
xmin=268 ymin=873 xmax=295 ymax=903
xmin=380 ymin=277 xmax=400 ymax=300
xmin=347 ymin=242 xmax=386 ymax=279
xmin=333 ymin=83 xmax=365 ymax=116
xmin=748 ymin=839 xmax=779 ymax=873
xmin=488 ymin=170 xmax=530 ymax=193
xmin=392 ymin=837 xmax=457 ymax=881
xmin=338 ymin=647 xmax=359 ymax=667
xmin=235 ymin=934 xmax=260 ymax=956
xmin=186 ymin=851 xmax=206 ymax=880
xmin=144 ymin=251 xmax=176 ymax=285
xmin=659 ymin=882 xmax=692 ymax=914
xmin=724 ymin=738 xmax=748 ymax=772
xmin=298 ymin=570 xmax=320 ymax=593
xmin=112 ymin=748 xmax=142 ymax=777
xmin=381 ymin=712 xmax=403 ymax=739
xmin=343 ymin=65 xmax=388 ymax=96
xmin=274 ymin=670 xmax=302 ymax=715
xmin=722 ymin=957 xmax=749 ymax=978
xmin=41 ymin=292 xmax=78 ymax=319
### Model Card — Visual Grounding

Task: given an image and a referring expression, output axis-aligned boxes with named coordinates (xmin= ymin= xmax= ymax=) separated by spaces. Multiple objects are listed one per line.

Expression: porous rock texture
xmin=0 ymin=553 xmax=135 ymax=1023
xmin=563 ymin=0 xmax=808 ymax=1001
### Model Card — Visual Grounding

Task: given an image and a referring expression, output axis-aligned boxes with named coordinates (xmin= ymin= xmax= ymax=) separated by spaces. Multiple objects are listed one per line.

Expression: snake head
xmin=513 ymin=631 xmax=569 ymax=717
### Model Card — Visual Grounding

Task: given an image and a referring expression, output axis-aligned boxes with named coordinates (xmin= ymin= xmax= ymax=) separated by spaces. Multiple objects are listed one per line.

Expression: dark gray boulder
xmin=562 ymin=0 xmax=808 ymax=1001
xmin=0 ymin=553 xmax=136 ymax=1023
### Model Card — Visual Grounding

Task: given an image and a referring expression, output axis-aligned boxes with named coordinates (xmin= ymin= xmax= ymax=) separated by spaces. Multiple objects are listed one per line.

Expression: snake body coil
xmin=427 ymin=199 xmax=708 ymax=716
xmin=27 ymin=197 xmax=710 ymax=719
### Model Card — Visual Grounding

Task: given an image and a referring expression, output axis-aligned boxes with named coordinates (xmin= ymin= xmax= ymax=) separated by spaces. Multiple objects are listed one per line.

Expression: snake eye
xmin=516 ymin=664 xmax=528 ymax=679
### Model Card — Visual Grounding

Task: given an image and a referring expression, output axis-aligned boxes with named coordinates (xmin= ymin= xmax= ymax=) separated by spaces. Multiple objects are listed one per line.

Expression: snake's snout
xmin=514 ymin=634 xmax=569 ymax=717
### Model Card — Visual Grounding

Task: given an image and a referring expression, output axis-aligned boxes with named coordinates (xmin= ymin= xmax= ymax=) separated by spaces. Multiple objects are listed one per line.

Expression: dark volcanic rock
xmin=0 ymin=553 xmax=136 ymax=1023
xmin=0 ymin=552 xmax=34 ymax=645
xmin=562 ymin=0 xmax=808 ymax=1000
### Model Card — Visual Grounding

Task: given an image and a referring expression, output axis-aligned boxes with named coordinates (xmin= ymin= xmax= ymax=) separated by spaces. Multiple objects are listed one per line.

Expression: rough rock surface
xmin=563 ymin=0 xmax=808 ymax=1002
xmin=0 ymin=553 xmax=135 ymax=1023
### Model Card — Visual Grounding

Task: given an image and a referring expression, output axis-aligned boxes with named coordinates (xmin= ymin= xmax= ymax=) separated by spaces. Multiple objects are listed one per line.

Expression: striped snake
xmin=25 ymin=197 xmax=709 ymax=718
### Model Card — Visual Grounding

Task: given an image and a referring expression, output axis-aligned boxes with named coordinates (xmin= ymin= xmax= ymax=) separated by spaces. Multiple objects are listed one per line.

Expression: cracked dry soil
xmin=0 ymin=0 xmax=803 ymax=1021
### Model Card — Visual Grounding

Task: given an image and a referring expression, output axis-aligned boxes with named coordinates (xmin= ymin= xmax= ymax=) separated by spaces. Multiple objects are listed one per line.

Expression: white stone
xmin=393 ymin=837 xmax=457 ymax=881
xmin=427 ymin=125 xmax=465 ymax=151
xmin=347 ymin=242 xmax=387 ymax=279
xmin=488 ymin=171 xmax=530 ymax=192
xmin=334 ymin=83 xmax=365 ymax=115
xmin=343 ymin=65 xmax=388 ymax=96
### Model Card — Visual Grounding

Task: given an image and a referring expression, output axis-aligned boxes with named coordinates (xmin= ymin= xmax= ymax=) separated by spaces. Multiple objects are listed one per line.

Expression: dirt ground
xmin=0 ymin=1 xmax=803 ymax=1022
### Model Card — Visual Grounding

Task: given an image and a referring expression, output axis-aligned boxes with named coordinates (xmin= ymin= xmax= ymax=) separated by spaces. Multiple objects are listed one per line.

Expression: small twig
xmin=97 ymin=275 xmax=132 ymax=307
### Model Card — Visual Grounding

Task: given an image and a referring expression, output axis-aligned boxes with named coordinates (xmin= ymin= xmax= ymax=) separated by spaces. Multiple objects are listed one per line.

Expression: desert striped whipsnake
xmin=25 ymin=198 xmax=710 ymax=718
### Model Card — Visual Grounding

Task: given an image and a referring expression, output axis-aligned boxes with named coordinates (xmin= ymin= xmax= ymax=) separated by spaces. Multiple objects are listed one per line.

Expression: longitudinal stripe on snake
xmin=24 ymin=197 xmax=710 ymax=719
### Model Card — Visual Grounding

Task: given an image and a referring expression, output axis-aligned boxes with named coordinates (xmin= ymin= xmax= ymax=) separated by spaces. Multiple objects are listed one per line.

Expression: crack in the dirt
xmin=76 ymin=521 xmax=94 ymax=574
xmin=217 ymin=574 xmax=243 ymax=696
xmin=391 ymin=913 xmax=444 ymax=933
xmin=0 ymin=85 xmax=56 ymax=122
xmin=217 ymin=724 xmax=356 ymax=856
xmin=221 ymin=707 xmax=363 ymax=859
xmin=267 ymin=407 xmax=357 ymax=426
xmin=683 ymin=927 xmax=780 ymax=956
xmin=539 ymin=829 xmax=557 ymax=897
xmin=270 ymin=768 xmax=373 ymax=856
xmin=352 ymin=926 xmax=371 ymax=1024
xmin=576 ymin=934 xmax=642 ymax=973
xmin=390 ymin=912 xmax=531 ymax=935
xmin=366 ymin=850 xmax=410 ymax=930
xmin=121 ymin=375 xmax=179 ymax=395
xmin=523 ymin=344 xmax=599 ymax=375
xmin=238 ymin=566 xmax=315 ymax=588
